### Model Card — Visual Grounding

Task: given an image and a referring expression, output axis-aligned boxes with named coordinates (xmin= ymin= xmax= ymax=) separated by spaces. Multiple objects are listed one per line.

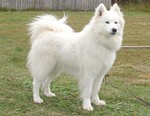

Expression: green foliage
xmin=122 ymin=3 xmax=150 ymax=12
xmin=0 ymin=11 xmax=150 ymax=115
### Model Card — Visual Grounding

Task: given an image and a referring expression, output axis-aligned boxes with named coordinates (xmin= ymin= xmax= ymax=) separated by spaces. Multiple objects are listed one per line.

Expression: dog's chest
xmin=82 ymin=46 xmax=116 ymax=75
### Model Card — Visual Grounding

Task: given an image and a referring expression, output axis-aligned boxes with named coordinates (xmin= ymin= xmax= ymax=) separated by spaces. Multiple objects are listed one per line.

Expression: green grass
xmin=0 ymin=10 xmax=150 ymax=115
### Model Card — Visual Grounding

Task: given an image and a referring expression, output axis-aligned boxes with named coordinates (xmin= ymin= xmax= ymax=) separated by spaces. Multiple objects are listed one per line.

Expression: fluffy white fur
xmin=27 ymin=3 xmax=125 ymax=111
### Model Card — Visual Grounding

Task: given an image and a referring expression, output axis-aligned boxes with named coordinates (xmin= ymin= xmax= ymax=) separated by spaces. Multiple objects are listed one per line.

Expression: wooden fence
xmin=0 ymin=0 xmax=111 ymax=11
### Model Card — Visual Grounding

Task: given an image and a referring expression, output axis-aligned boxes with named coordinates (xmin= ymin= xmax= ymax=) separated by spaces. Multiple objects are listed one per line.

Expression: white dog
xmin=27 ymin=3 xmax=125 ymax=111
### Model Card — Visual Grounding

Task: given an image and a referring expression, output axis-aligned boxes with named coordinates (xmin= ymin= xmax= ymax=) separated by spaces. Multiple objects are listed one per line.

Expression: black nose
xmin=112 ymin=28 xmax=117 ymax=33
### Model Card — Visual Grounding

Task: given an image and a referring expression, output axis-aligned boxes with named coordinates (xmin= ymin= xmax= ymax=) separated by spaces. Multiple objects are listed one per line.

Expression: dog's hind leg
xmin=33 ymin=78 xmax=43 ymax=103
xmin=41 ymin=76 xmax=56 ymax=97
xmin=32 ymin=63 xmax=56 ymax=103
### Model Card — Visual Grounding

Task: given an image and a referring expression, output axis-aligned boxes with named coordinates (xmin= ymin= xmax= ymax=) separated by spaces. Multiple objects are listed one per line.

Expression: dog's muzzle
xmin=111 ymin=28 xmax=117 ymax=35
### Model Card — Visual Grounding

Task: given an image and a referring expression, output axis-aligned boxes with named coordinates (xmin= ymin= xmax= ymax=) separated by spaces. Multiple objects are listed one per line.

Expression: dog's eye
xmin=115 ymin=22 xmax=117 ymax=24
xmin=105 ymin=21 xmax=109 ymax=24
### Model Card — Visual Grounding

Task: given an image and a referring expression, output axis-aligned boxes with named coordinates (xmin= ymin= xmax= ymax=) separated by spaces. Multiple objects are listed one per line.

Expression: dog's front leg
xmin=91 ymin=76 xmax=106 ymax=106
xmin=79 ymin=76 xmax=95 ymax=111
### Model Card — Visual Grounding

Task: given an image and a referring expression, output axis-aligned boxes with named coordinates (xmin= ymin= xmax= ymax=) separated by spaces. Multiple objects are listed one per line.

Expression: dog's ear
xmin=111 ymin=3 xmax=123 ymax=16
xmin=95 ymin=4 xmax=107 ymax=17
xmin=111 ymin=3 xmax=120 ymax=12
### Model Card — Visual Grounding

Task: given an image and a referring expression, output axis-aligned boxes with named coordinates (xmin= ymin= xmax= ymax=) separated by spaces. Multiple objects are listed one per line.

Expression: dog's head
xmin=89 ymin=3 xmax=125 ymax=51
xmin=92 ymin=3 xmax=125 ymax=37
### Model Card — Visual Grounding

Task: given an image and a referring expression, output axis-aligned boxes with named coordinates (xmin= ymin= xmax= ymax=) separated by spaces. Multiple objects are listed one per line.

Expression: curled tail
xmin=28 ymin=14 xmax=73 ymax=43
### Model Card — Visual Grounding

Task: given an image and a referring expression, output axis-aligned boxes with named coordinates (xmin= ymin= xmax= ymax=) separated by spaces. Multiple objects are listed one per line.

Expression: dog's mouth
xmin=110 ymin=32 xmax=116 ymax=35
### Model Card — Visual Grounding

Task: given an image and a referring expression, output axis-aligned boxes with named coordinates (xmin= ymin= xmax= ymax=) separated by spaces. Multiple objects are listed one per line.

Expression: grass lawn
xmin=0 ymin=10 xmax=150 ymax=115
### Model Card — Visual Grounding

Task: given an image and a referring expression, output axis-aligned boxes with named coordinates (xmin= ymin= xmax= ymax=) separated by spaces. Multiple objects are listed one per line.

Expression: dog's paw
xmin=83 ymin=105 xmax=93 ymax=111
xmin=33 ymin=97 xmax=43 ymax=104
xmin=44 ymin=92 xmax=56 ymax=97
xmin=92 ymin=99 xmax=106 ymax=106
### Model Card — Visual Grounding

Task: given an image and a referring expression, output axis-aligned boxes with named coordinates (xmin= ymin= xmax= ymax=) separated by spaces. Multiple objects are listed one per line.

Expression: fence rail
xmin=122 ymin=46 xmax=150 ymax=49
xmin=0 ymin=0 xmax=111 ymax=11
